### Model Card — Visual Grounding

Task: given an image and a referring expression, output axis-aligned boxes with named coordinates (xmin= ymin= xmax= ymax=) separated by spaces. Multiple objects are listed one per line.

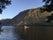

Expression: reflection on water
xmin=0 ymin=26 xmax=53 ymax=40
xmin=0 ymin=26 xmax=23 ymax=40
xmin=17 ymin=26 xmax=53 ymax=40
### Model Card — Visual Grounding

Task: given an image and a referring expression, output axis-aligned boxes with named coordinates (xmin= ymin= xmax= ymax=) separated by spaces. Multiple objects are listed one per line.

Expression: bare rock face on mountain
xmin=9 ymin=7 xmax=53 ymax=26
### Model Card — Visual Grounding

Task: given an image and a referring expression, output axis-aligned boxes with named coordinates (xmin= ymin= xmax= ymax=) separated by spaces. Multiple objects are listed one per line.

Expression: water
xmin=17 ymin=26 xmax=53 ymax=40
xmin=0 ymin=26 xmax=23 ymax=40
xmin=0 ymin=26 xmax=53 ymax=40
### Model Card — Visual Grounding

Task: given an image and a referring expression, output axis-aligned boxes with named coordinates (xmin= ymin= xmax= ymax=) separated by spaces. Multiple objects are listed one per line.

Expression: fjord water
xmin=0 ymin=26 xmax=23 ymax=40
xmin=18 ymin=26 xmax=53 ymax=40
xmin=0 ymin=26 xmax=53 ymax=40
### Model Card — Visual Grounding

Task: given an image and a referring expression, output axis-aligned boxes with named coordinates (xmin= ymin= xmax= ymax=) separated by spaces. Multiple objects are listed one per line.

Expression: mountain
xmin=0 ymin=18 xmax=11 ymax=26
xmin=8 ymin=6 xmax=53 ymax=26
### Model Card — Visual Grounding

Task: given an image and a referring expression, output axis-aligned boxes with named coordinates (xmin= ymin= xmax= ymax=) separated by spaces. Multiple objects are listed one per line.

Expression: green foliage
xmin=43 ymin=0 xmax=53 ymax=5
xmin=0 ymin=0 xmax=11 ymax=14
xmin=43 ymin=0 xmax=53 ymax=22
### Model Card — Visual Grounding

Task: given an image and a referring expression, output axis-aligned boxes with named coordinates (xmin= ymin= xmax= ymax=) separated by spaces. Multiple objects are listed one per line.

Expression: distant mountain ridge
xmin=8 ymin=6 xmax=53 ymax=26
xmin=1 ymin=6 xmax=53 ymax=26
xmin=0 ymin=19 xmax=11 ymax=26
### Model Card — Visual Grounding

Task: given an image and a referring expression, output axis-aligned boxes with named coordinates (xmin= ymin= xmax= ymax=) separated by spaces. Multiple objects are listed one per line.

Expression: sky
xmin=0 ymin=0 xmax=44 ymax=19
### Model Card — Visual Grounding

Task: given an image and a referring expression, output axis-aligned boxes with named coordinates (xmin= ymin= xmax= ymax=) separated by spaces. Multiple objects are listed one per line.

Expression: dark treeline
xmin=42 ymin=0 xmax=53 ymax=22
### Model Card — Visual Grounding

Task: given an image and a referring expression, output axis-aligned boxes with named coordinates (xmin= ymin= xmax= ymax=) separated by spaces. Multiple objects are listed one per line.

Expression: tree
xmin=42 ymin=0 xmax=53 ymax=12
xmin=43 ymin=0 xmax=53 ymax=6
xmin=46 ymin=14 xmax=53 ymax=22
xmin=43 ymin=0 xmax=53 ymax=22
xmin=0 ymin=0 xmax=11 ymax=14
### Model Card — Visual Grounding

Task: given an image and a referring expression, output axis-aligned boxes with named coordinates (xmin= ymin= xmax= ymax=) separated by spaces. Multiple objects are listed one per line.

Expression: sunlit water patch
xmin=0 ymin=26 xmax=23 ymax=40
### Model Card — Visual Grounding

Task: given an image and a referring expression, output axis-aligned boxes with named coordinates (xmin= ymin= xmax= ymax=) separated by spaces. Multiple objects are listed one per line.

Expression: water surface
xmin=0 ymin=26 xmax=53 ymax=40
xmin=17 ymin=26 xmax=53 ymax=40
xmin=0 ymin=26 xmax=23 ymax=40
